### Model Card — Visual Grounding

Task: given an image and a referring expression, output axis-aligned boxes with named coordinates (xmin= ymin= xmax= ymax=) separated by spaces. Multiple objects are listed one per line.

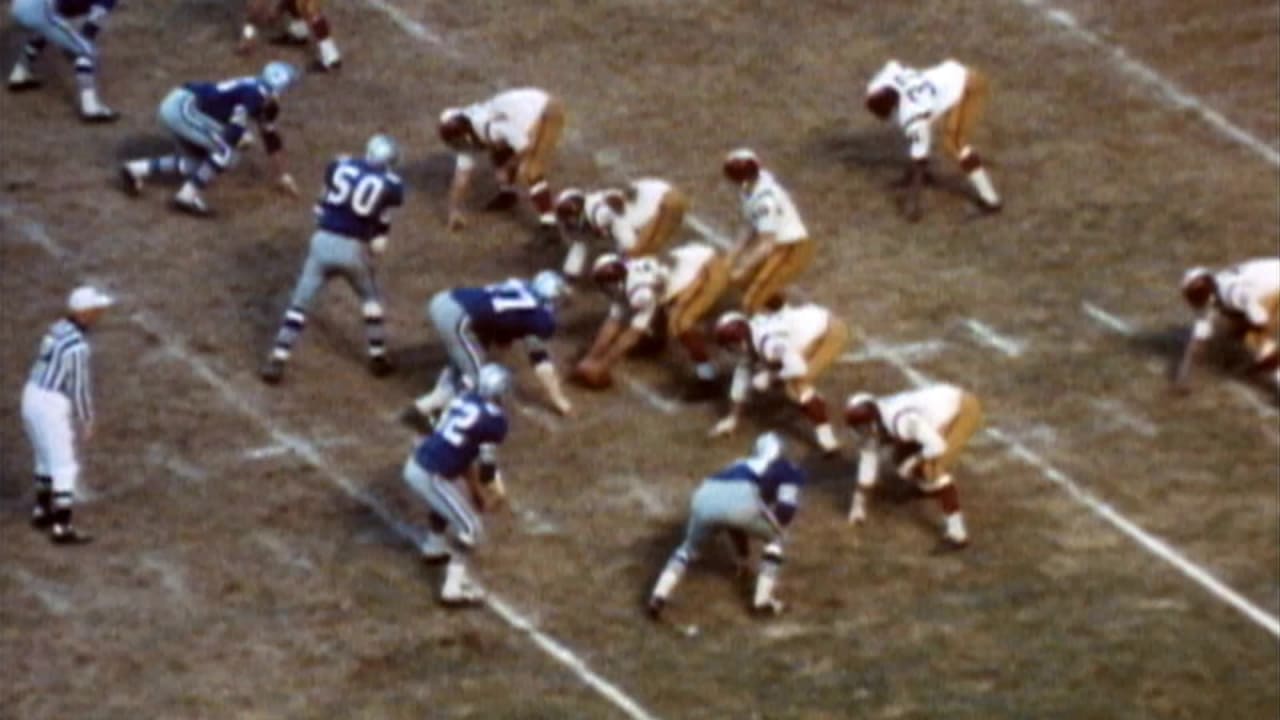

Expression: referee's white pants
xmin=402 ymin=457 xmax=482 ymax=550
xmin=21 ymin=382 xmax=79 ymax=495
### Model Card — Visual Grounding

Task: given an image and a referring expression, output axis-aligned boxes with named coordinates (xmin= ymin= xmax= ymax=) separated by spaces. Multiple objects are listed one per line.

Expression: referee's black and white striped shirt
xmin=27 ymin=318 xmax=94 ymax=422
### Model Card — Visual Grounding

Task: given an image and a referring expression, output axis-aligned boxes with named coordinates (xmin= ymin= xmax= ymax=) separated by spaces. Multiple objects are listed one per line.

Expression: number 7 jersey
xmin=414 ymin=393 xmax=509 ymax=479
xmin=316 ymin=156 xmax=405 ymax=241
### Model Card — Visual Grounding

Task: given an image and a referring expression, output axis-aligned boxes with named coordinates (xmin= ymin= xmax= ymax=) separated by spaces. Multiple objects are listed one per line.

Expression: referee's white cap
xmin=68 ymin=286 xmax=115 ymax=313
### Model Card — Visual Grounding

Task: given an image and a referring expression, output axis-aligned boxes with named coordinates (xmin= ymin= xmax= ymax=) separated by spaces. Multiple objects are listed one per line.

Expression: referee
xmin=22 ymin=286 xmax=114 ymax=544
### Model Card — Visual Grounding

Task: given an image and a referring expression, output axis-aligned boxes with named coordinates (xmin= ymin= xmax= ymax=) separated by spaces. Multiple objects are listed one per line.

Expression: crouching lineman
xmin=553 ymin=178 xmax=687 ymax=280
xmin=722 ymin=149 xmax=815 ymax=313
xmin=261 ymin=134 xmax=405 ymax=384
xmin=22 ymin=286 xmax=114 ymax=544
xmin=648 ymin=432 xmax=806 ymax=618
xmin=572 ymin=242 xmax=730 ymax=391
xmin=438 ymin=87 xmax=566 ymax=233
xmin=865 ymin=59 xmax=1001 ymax=220
xmin=119 ymin=61 xmax=301 ymax=216
xmin=402 ymin=363 xmax=512 ymax=605
xmin=8 ymin=0 xmax=117 ymax=121
xmin=411 ymin=270 xmax=573 ymax=421
xmin=1175 ymin=257 xmax=1280 ymax=391
xmin=239 ymin=0 xmax=341 ymax=72
xmin=843 ymin=384 xmax=983 ymax=549
xmin=710 ymin=302 xmax=849 ymax=452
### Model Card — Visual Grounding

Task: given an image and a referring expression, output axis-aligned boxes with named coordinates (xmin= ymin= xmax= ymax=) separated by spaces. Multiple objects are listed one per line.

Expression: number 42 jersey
xmin=315 ymin=157 xmax=405 ymax=241
xmin=414 ymin=393 xmax=509 ymax=479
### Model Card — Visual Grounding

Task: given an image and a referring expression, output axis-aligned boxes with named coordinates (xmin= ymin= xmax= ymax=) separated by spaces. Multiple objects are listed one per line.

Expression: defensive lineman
xmin=865 ymin=59 xmax=1002 ymax=220
xmin=22 ymin=286 xmax=114 ymax=544
xmin=648 ymin=432 xmax=806 ymax=618
xmin=554 ymin=178 xmax=688 ymax=279
xmin=411 ymin=271 xmax=574 ymax=420
xmin=239 ymin=0 xmax=342 ymax=72
xmin=1175 ymin=257 xmax=1280 ymax=391
xmin=119 ymin=61 xmax=301 ymax=215
xmin=7 ymin=0 xmax=118 ymax=121
xmin=261 ymin=134 xmax=405 ymax=384
xmin=844 ymin=384 xmax=984 ymax=549
xmin=402 ymin=363 xmax=512 ymax=605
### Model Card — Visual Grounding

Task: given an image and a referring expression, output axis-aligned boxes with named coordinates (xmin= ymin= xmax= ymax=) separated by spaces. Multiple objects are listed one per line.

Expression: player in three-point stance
xmin=402 ymin=363 xmax=512 ymax=606
xmin=843 ymin=383 xmax=984 ymax=549
xmin=119 ymin=61 xmax=301 ymax=216
xmin=648 ymin=432 xmax=806 ymax=619
xmin=21 ymin=286 xmax=114 ymax=544
xmin=553 ymin=178 xmax=688 ymax=280
xmin=7 ymin=0 xmax=118 ymax=121
xmin=437 ymin=87 xmax=566 ymax=234
xmin=260 ymin=134 xmax=405 ymax=384
xmin=865 ymin=58 xmax=1002 ymax=221
xmin=1174 ymin=257 xmax=1280 ymax=392
xmin=411 ymin=270 xmax=574 ymax=422
xmin=239 ymin=0 xmax=341 ymax=72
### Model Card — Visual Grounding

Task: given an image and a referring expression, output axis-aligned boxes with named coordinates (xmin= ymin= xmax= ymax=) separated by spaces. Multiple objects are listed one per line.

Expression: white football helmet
xmin=260 ymin=61 xmax=299 ymax=96
xmin=476 ymin=363 xmax=512 ymax=399
xmin=753 ymin=432 xmax=784 ymax=463
xmin=530 ymin=270 xmax=568 ymax=303
xmin=365 ymin=134 xmax=400 ymax=168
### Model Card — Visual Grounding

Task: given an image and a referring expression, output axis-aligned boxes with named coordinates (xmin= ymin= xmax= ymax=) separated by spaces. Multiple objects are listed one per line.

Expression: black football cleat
xmin=368 ymin=355 xmax=394 ymax=378
xmin=50 ymin=524 xmax=93 ymax=545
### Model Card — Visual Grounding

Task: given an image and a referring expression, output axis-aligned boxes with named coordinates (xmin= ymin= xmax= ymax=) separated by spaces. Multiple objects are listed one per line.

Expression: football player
xmin=438 ymin=88 xmax=566 ymax=234
xmin=119 ymin=61 xmax=301 ymax=215
xmin=648 ymin=432 xmax=805 ymax=618
xmin=8 ymin=0 xmax=118 ymax=121
xmin=402 ymin=363 xmax=511 ymax=606
xmin=722 ymin=149 xmax=815 ymax=313
xmin=553 ymin=178 xmax=688 ymax=279
xmin=239 ymin=0 xmax=341 ymax=72
xmin=711 ymin=302 xmax=849 ymax=452
xmin=572 ymin=242 xmax=729 ymax=391
xmin=865 ymin=58 xmax=1001 ymax=221
xmin=844 ymin=384 xmax=984 ymax=549
xmin=1175 ymin=257 xmax=1280 ymax=391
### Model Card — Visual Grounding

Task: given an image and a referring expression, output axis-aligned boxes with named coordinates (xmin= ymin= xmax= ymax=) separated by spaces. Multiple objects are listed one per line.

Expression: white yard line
xmin=962 ymin=318 xmax=1027 ymax=358
xmin=1088 ymin=398 xmax=1159 ymax=439
xmin=617 ymin=372 xmax=683 ymax=415
xmin=5 ymin=568 xmax=73 ymax=616
xmin=1082 ymin=302 xmax=1136 ymax=337
xmin=1015 ymin=0 xmax=1280 ymax=168
xmin=841 ymin=340 xmax=947 ymax=365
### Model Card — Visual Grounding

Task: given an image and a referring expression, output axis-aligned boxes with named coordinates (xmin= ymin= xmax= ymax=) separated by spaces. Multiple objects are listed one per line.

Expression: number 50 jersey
xmin=315 ymin=157 xmax=405 ymax=241
xmin=414 ymin=393 xmax=509 ymax=479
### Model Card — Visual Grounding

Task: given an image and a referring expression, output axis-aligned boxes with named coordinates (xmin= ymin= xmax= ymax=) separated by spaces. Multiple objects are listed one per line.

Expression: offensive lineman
xmin=402 ymin=363 xmax=512 ymax=605
xmin=722 ymin=149 xmax=815 ymax=313
xmin=22 ymin=286 xmax=114 ymax=544
xmin=1175 ymin=257 xmax=1280 ymax=391
xmin=410 ymin=271 xmax=574 ymax=421
xmin=711 ymin=302 xmax=850 ymax=452
xmin=554 ymin=178 xmax=688 ymax=280
xmin=648 ymin=432 xmax=805 ymax=618
xmin=844 ymin=384 xmax=984 ymax=549
xmin=7 ymin=0 xmax=118 ymax=121
xmin=865 ymin=58 xmax=1002 ymax=220
xmin=438 ymin=87 xmax=566 ymax=233
xmin=572 ymin=242 xmax=730 ymax=391
xmin=119 ymin=61 xmax=301 ymax=215
xmin=260 ymin=134 xmax=405 ymax=384
xmin=239 ymin=0 xmax=342 ymax=72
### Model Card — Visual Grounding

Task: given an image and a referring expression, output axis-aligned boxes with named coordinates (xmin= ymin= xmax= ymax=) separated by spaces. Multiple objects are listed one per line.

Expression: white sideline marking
xmin=358 ymin=0 xmax=456 ymax=56
xmin=962 ymin=318 xmax=1027 ymax=358
xmin=1082 ymin=302 xmax=1136 ymax=337
xmin=618 ymin=373 xmax=682 ymax=415
xmin=841 ymin=340 xmax=947 ymax=365
xmin=6 ymin=568 xmax=73 ymax=615
xmin=1088 ymin=398 xmax=1159 ymax=439
xmin=1016 ymin=0 xmax=1280 ymax=168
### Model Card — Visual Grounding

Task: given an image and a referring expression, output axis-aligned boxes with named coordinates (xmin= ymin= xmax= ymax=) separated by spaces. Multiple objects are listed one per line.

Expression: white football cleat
xmin=173 ymin=185 xmax=211 ymax=216
xmin=7 ymin=63 xmax=39 ymax=91
xmin=119 ymin=164 xmax=144 ymax=196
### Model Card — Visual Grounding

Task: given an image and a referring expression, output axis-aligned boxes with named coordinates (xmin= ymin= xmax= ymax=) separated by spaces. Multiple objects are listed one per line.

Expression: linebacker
xmin=261 ymin=134 xmax=405 ymax=385
xmin=402 ymin=364 xmax=512 ymax=606
xmin=844 ymin=384 xmax=984 ymax=549
xmin=119 ymin=61 xmax=301 ymax=216
xmin=553 ymin=178 xmax=688 ymax=280
xmin=648 ymin=433 xmax=806 ymax=618
xmin=865 ymin=58 xmax=1002 ymax=220
xmin=7 ymin=0 xmax=118 ymax=121
xmin=239 ymin=0 xmax=342 ymax=72
xmin=21 ymin=286 xmax=114 ymax=544
xmin=1175 ymin=257 xmax=1280 ymax=391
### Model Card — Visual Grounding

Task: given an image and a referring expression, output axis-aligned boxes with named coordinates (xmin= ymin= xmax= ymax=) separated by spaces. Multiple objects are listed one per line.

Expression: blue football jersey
xmin=711 ymin=457 xmax=806 ymax=524
xmin=451 ymin=280 xmax=557 ymax=346
xmin=414 ymin=393 xmax=509 ymax=479
xmin=315 ymin=157 xmax=405 ymax=241
xmin=184 ymin=77 xmax=273 ymax=126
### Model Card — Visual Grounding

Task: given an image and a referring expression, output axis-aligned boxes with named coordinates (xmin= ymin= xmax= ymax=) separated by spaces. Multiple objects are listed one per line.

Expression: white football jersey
xmin=609 ymin=256 xmax=669 ymax=330
xmin=873 ymin=384 xmax=965 ymax=458
xmin=584 ymin=179 xmax=672 ymax=253
xmin=751 ymin=304 xmax=831 ymax=378
xmin=1214 ymin=257 xmax=1280 ymax=325
xmin=870 ymin=60 xmax=968 ymax=160
xmin=664 ymin=243 xmax=717 ymax=302
xmin=741 ymin=171 xmax=808 ymax=244
xmin=465 ymin=87 xmax=550 ymax=153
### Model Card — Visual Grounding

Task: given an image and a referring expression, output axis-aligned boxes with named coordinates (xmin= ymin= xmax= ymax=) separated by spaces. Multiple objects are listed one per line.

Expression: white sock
xmin=563 ymin=241 xmax=587 ymax=278
xmin=317 ymin=38 xmax=340 ymax=66
xmin=126 ymin=159 xmax=151 ymax=179
xmin=651 ymin=562 xmax=684 ymax=601
xmin=967 ymin=168 xmax=1000 ymax=206
xmin=945 ymin=513 xmax=968 ymax=542
xmin=815 ymin=423 xmax=839 ymax=452
xmin=287 ymin=19 xmax=309 ymax=40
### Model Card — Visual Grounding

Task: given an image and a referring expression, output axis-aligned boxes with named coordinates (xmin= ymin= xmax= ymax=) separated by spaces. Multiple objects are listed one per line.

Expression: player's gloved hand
xmin=277 ymin=173 xmax=300 ymax=197
xmin=751 ymin=370 xmax=773 ymax=392
xmin=369 ymin=235 xmax=388 ymax=256
xmin=709 ymin=415 xmax=737 ymax=438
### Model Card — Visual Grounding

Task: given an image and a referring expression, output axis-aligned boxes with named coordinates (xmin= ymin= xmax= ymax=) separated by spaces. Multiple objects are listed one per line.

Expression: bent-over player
xmin=8 ymin=0 xmax=118 ymax=121
xmin=1175 ymin=257 xmax=1280 ymax=391
xmin=844 ymin=384 xmax=983 ymax=549
xmin=120 ymin=61 xmax=301 ymax=215
xmin=261 ymin=134 xmax=405 ymax=384
xmin=648 ymin=432 xmax=805 ymax=618
xmin=402 ymin=363 xmax=511 ymax=605
xmin=239 ymin=0 xmax=341 ymax=72
xmin=22 ymin=286 xmax=114 ymax=544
